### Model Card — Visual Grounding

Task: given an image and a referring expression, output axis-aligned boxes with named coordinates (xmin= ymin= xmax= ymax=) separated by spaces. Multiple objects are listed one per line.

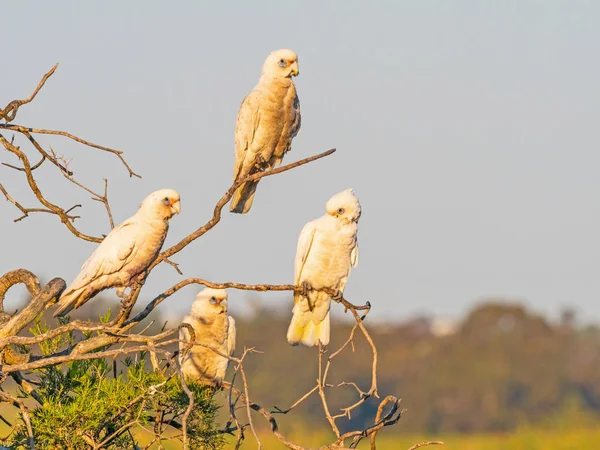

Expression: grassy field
xmin=235 ymin=427 xmax=600 ymax=450
xmin=4 ymin=414 xmax=600 ymax=448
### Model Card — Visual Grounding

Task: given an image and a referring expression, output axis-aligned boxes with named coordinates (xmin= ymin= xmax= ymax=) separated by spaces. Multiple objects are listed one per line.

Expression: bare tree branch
xmin=0 ymin=64 xmax=58 ymax=123
xmin=149 ymin=148 xmax=336 ymax=273
xmin=0 ymin=389 xmax=35 ymax=450
xmin=0 ymin=65 xmax=414 ymax=450
xmin=0 ymin=123 xmax=140 ymax=178
xmin=0 ymin=278 xmax=65 ymax=339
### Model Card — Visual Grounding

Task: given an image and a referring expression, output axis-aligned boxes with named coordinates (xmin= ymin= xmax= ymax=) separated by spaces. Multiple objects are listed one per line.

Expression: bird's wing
xmin=227 ymin=316 xmax=236 ymax=357
xmin=294 ymin=219 xmax=318 ymax=285
xmin=66 ymin=218 xmax=140 ymax=293
xmin=290 ymin=88 xmax=301 ymax=140
xmin=179 ymin=319 xmax=192 ymax=353
xmin=233 ymin=89 xmax=262 ymax=180
xmin=351 ymin=241 xmax=359 ymax=268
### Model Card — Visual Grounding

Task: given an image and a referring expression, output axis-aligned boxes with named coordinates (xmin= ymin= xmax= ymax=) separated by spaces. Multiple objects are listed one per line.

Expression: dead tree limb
xmin=0 ymin=278 xmax=65 ymax=339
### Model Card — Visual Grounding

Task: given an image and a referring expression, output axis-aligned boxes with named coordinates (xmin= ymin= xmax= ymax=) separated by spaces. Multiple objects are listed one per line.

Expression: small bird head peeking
xmin=261 ymin=49 xmax=299 ymax=79
xmin=326 ymin=189 xmax=361 ymax=224
xmin=191 ymin=288 xmax=228 ymax=319
xmin=138 ymin=189 xmax=181 ymax=221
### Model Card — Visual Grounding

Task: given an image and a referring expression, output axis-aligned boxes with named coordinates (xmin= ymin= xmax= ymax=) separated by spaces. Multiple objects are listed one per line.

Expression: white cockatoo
xmin=287 ymin=189 xmax=361 ymax=347
xmin=53 ymin=189 xmax=181 ymax=317
xmin=179 ymin=288 xmax=236 ymax=385
xmin=230 ymin=49 xmax=301 ymax=214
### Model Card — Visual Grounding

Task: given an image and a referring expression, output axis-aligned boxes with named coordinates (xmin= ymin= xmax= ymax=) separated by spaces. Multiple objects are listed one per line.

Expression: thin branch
xmin=0 ymin=390 xmax=35 ymax=450
xmin=407 ymin=442 xmax=445 ymax=450
xmin=0 ymin=269 xmax=41 ymax=308
xmin=0 ymin=64 xmax=58 ymax=122
xmin=93 ymin=419 xmax=138 ymax=449
xmin=0 ymin=133 xmax=101 ymax=242
xmin=0 ymin=183 xmax=58 ymax=223
xmin=175 ymin=356 xmax=193 ymax=450
xmin=0 ymin=123 xmax=140 ymax=178
xmin=149 ymin=149 xmax=336 ymax=273
xmin=317 ymin=343 xmax=339 ymax=438
xmin=0 ymin=278 xmax=66 ymax=339
xmin=51 ymin=149 xmax=115 ymax=230
xmin=237 ymin=348 xmax=262 ymax=450
xmin=0 ymin=344 xmax=172 ymax=373
xmin=271 ymin=385 xmax=318 ymax=415
xmin=334 ymin=396 xmax=403 ymax=448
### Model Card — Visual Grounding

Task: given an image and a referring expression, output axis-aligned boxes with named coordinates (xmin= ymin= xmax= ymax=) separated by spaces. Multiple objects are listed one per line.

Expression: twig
xmin=0 ymin=278 xmax=66 ymax=339
xmin=0 ymin=344 xmax=172 ymax=373
xmin=237 ymin=348 xmax=262 ymax=450
xmin=175 ymin=357 xmax=193 ymax=450
xmin=0 ymin=64 xmax=57 ymax=122
xmin=407 ymin=442 xmax=445 ymax=450
xmin=0 ymin=390 xmax=35 ymax=450
xmin=149 ymin=149 xmax=336 ymax=273
xmin=317 ymin=343 xmax=339 ymax=438
xmin=0 ymin=123 xmax=140 ymax=178
xmin=93 ymin=419 xmax=138 ymax=449
xmin=271 ymin=385 xmax=318 ymax=414
xmin=0 ymin=133 xmax=102 ymax=242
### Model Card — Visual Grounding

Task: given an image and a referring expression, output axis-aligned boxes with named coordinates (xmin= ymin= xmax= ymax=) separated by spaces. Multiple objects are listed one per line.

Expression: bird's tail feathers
xmin=230 ymin=181 xmax=258 ymax=214
xmin=53 ymin=288 xmax=85 ymax=318
xmin=286 ymin=305 xmax=330 ymax=347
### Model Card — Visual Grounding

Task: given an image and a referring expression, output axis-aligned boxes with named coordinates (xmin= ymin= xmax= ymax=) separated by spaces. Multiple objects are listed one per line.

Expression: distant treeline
xmin=20 ymin=294 xmax=600 ymax=434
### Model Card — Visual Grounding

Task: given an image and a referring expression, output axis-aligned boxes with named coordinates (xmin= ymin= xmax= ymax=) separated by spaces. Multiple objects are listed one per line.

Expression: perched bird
xmin=230 ymin=49 xmax=301 ymax=214
xmin=53 ymin=189 xmax=181 ymax=317
xmin=179 ymin=288 xmax=236 ymax=385
xmin=287 ymin=189 xmax=361 ymax=347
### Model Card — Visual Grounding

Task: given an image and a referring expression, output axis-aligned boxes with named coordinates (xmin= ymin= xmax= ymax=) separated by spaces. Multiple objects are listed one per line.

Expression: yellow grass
xmin=238 ymin=426 xmax=600 ymax=450
xmin=3 ymin=416 xmax=600 ymax=448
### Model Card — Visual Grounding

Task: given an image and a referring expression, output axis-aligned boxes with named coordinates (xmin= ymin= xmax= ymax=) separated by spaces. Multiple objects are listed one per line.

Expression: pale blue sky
xmin=1 ymin=1 xmax=599 ymax=323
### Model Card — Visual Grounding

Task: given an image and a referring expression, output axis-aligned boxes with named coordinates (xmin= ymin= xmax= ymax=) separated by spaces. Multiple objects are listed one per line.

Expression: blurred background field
xmin=3 ymin=295 xmax=600 ymax=448
xmin=128 ymin=426 xmax=600 ymax=449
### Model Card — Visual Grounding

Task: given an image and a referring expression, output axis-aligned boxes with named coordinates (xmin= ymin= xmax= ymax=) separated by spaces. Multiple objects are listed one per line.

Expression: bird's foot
xmin=253 ymin=155 xmax=270 ymax=172
xmin=300 ymin=281 xmax=313 ymax=298
xmin=116 ymin=286 xmax=127 ymax=299
xmin=300 ymin=281 xmax=314 ymax=311
xmin=120 ymin=297 xmax=132 ymax=309
xmin=331 ymin=290 xmax=344 ymax=303
xmin=135 ymin=271 xmax=148 ymax=284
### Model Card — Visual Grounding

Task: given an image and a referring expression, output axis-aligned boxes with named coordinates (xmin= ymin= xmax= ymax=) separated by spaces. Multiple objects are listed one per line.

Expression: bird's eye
xmin=209 ymin=296 xmax=218 ymax=305
xmin=162 ymin=197 xmax=170 ymax=206
xmin=337 ymin=208 xmax=345 ymax=215
xmin=278 ymin=59 xmax=287 ymax=68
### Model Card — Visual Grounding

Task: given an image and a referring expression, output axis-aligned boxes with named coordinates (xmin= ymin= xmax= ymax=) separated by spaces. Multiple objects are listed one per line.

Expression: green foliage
xmin=3 ymin=314 xmax=224 ymax=449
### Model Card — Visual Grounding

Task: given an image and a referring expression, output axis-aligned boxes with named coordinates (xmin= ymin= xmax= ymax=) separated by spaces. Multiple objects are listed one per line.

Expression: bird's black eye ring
xmin=278 ymin=58 xmax=287 ymax=68
xmin=162 ymin=197 xmax=170 ymax=206
xmin=337 ymin=208 xmax=345 ymax=215
xmin=209 ymin=296 xmax=218 ymax=304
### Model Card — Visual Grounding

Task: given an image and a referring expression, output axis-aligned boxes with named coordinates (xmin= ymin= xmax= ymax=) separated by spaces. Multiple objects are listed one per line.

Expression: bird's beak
xmin=170 ymin=200 xmax=181 ymax=215
xmin=290 ymin=61 xmax=299 ymax=77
